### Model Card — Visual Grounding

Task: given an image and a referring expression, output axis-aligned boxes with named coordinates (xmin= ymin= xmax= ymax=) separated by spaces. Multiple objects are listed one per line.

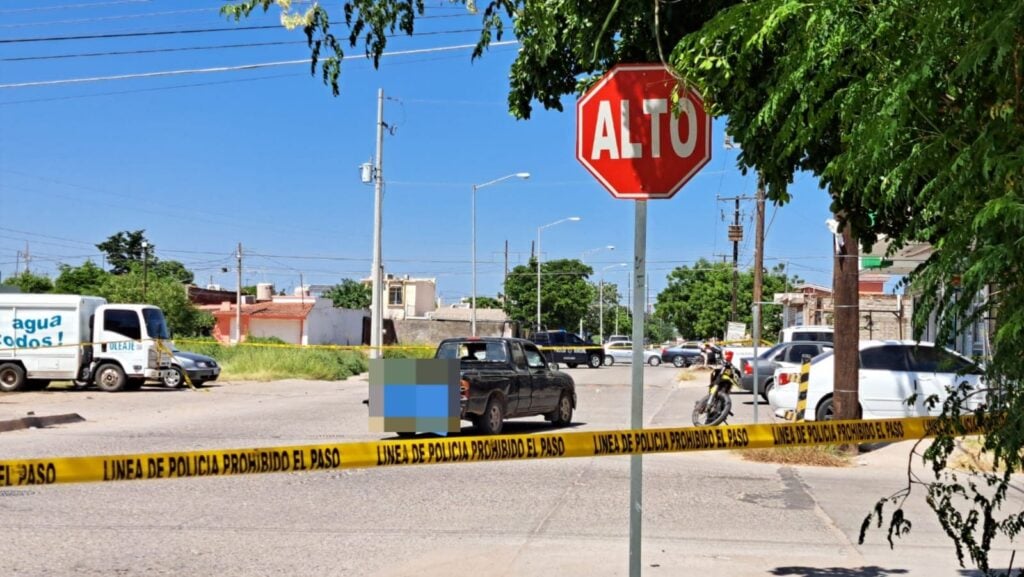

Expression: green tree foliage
xmin=323 ymin=278 xmax=371 ymax=309
xmin=99 ymin=264 xmax=213 ymax=337
xmin=1 ymin=271 xmax=53 ymax=294
xmin=472 ymin=296 xmax=503 ymax=309
xmin=504 ymin=258 xmax=593 ymax=331
xmin=151 ymin=260 xmax=194 ymax=284
xmin=96 ymin=230 xmax=152 ymax=274
xmin=656 ymin=260 xmax=793 ymax=340
xmin=54 ymin=260 xmax=110 ymax=296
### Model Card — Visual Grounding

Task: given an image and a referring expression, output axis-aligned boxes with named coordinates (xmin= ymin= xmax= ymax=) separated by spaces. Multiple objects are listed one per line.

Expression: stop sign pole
xmin=576 ymin=63 xmax=712 ymax=576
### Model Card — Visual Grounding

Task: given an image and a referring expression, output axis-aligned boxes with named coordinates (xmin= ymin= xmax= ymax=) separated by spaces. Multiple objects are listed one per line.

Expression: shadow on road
xmin=770 ymin=566 xmax=909 ymax=576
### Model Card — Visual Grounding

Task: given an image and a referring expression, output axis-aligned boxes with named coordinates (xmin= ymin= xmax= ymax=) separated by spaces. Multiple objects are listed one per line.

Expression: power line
xmin=0 ymin=40 xmax=520 ymax=89
xmin=0 ymin=25 xmax=281 ymax=44
xmin=0 ymin=7 xmax=218 ymax=29
xmin=0 ymin=0 xmax=151 ymax=14
xmin=0 ymin=13 xmax=477 ymax=44
xmin=1 ymin=29 xmax=481 ymax=62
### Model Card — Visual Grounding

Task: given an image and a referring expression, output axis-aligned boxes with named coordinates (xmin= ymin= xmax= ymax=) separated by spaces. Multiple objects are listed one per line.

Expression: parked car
xmin=737 ymin=341 xmax=833 ymax=400
xmin=778 ymin=325 xmax=834 ymax=344
xmin=604 ymin=334 xmax=629 ymax=345
xmin=660 ymin=341 xmax=720 ymax=367
xmin=530 ymin=330 xmax=605 ymax=369
xmin=435 ymin=337 xmax=577 ymax=435
xmin=603 ymin=341 xmax=662 ymax=366
xmin=767 ymin=340 xmax=985 ymax=421
xmin=162 ymin=347 xmax=221 ymax=388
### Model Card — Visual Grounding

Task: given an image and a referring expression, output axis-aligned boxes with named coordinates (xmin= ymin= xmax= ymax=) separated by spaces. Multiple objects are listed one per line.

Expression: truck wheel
xmin=548 ymin=392 xmax=573 ymax=427
xmin=163 ymin=366 xmax=186 ymax=389
xmin=0 ymin=363 xmax=26 ymax=393
xmin=476 ymin=397 xmax=505 ymax=435
xmin=95 ymin=364 xmax=127 ymax=393
xmin=588 ymin=353 xmax=602 ymax=368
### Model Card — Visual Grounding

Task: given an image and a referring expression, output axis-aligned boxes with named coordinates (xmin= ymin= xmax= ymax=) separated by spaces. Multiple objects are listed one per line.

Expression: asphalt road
xmin=0 ymin=365 xmax=1017 ymax=576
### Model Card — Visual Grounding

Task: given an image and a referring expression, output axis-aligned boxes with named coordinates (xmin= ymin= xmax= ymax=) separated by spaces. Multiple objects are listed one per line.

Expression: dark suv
xmin=530 ymin=330 xmax=605 ymax=369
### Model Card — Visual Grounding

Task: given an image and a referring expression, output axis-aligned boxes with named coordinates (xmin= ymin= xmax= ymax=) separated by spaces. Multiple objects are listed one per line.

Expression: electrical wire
xmin=0 ymin=0 xmax=151 ymax=14
xmin=0 ymin=13 xmax=478 ymax=43
xmin=0 ymin=41 xmax=520 ymax=89
xmin=0 ymin=7 xmax=219 ymax=29
xmin=1 ymin=29 xmax=482 ymax=62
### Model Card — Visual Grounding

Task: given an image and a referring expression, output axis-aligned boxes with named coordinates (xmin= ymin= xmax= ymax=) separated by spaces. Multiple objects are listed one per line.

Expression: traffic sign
xmin=576 ymin=63 xmax=712 ymax=200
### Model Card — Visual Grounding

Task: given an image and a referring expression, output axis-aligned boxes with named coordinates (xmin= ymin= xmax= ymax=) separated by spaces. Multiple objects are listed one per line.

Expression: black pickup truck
xmin=435 ymin=337 xmax=577 ymax=435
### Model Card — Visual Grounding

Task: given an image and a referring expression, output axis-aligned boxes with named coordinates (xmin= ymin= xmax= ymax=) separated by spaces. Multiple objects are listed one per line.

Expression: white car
xmin=603 ymin=341 xmax=662 ymax=366
xmin=768 ymin=340 xmax=985 ymax=421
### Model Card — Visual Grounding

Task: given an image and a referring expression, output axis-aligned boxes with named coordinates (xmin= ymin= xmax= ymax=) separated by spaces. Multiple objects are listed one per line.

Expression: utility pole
xmin=831 ymin=213 xmax=860 ymax=423
xmin=752 ymin=175 xmax=766 ymax=338
xmin=22 ymin=242 xmax=31 ymax=274
xmin=369 ymin=88 xmax=386 ymax=360
xmin=235 ymin=242 xmax=243 ymax=344
xmin=718 ymin=194 xmax=754 ymax=322
xmin=503 ymin=240 xmax=509 ymax=303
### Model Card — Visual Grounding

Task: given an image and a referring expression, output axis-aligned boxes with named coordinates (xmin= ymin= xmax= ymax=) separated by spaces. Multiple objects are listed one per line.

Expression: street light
xmin=600 ymin=263 xmax=627 ymax=343
xmin=472 ymin=172 xmax=530 ymax=336
xmin=536 ymin=216 xmax=581 ymax=331
xmin=141 ymin=241 xmax=149 ymax=301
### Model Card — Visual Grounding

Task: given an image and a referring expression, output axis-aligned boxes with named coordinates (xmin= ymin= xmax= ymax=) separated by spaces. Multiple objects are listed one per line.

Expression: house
xmin=361 ymin=274 xmax=437 ymax=320
xmin=772 ymin=280 xmax=913 ymax=342
xmin=196 ymin=283 xmax=367 ymax=346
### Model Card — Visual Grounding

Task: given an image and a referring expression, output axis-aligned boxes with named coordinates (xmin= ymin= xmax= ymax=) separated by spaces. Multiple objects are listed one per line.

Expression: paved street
xmin=0 ymin=365 xmax=1016 ymax=576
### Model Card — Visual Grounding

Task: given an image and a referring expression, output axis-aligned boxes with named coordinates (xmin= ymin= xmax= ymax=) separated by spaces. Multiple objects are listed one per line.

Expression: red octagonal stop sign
xmin=577 ymin=64 xmax=712 ymax=200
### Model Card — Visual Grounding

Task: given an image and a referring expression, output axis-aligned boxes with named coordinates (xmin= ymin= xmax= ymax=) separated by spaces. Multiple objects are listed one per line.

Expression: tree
xmin=151 ymin=260 xmax=194 ymax=284
xmin=99 ymin=264 xmax=213 ymax=337
xmin=1 ymin=271 xmax=53 ymax=294
xmin=96 ymin=230 xmax=153 ymax=275
xmin=54 ymin=261 xmax=110 ymax=296
xmin=503 ymin=258 xmax=593 ymax=331
xmin=473 ymin=296 xmax=503 ymax=309
xmin=582 ymin=281 xmax=622 ymax=339
xmin=323 ymin=279 xmax=371 ymax=309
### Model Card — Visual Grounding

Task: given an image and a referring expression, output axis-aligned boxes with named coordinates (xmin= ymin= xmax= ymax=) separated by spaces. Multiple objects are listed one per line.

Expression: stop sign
xmin=576 ymin=64 xmax=712 ymax=199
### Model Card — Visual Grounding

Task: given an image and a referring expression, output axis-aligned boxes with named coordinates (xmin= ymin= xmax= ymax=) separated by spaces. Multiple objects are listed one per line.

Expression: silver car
xmin=603 ymin=341 xmax=662 ymax=366
xmin=162 ymin=348 xmax=221 ymax=388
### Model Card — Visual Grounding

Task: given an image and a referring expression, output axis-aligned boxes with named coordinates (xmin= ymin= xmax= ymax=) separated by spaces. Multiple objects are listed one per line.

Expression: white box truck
xmin=0 ymin=294 xmax=174 ymax=393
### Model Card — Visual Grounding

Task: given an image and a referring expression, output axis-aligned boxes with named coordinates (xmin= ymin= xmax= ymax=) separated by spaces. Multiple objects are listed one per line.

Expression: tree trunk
xmin=833 ymin=214 xmax=860 ymax=422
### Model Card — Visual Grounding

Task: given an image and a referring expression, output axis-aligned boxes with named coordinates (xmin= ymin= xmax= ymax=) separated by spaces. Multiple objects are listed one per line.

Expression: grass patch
xmin=383 ymin=343 xmax=436 ymax=359
xmin=175 ymin=338 xmax=368 ymax=381
xmin=675 ymin=370 xmax=698 ymax=382
xmin=948 ymin=436 xmax=1013 ymax=473
xmin=740 ymin=445 xmax=852 ymax=467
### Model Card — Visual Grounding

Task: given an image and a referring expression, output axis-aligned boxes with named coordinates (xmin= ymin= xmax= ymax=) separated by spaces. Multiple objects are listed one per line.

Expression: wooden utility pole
xmin=752 ymin=175 xmax=766 ymax=338
xmin=731 ymin=197 xmax=740 ymax=321
xmin=832 ymin=214 xmax=860 ymax=422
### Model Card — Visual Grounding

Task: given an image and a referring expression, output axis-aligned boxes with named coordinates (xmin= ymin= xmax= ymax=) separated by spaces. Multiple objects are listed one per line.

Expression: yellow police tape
xmin=0 ymin=415 xmax=986 ymax=487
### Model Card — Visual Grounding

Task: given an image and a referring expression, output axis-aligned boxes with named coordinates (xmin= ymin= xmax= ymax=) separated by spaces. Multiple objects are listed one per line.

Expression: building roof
xmin=204 ymin=301 xmax=315 ymax=319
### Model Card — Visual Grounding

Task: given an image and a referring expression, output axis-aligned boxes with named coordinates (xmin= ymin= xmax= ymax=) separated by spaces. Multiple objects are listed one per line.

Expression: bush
xmin=172 ymin=338 xmax=368 ymax=381
xmin=382 ymin=343 xmax=436 ymax=359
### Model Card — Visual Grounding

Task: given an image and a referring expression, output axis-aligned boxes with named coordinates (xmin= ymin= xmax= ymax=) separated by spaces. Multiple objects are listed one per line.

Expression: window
xmin=523 ymin=344 xmax=547 ymax=368
xmin=860 ymin=345 xmax=909 ymax=371
xmin=104 ymin=309 xmax=142 ymax=340
xmin=786 ymin=344 xmax=821 ymax=364
xmin=142 ymin=308 xmax=170 ymax=339
xmin=568 ymin=334 xmax=587 ymax=345
xmin=388 ymin=286 xmax=403 ymax=305
xmin=908 ymin=346 xmax=980 ymax=374
xmin=792 ymin=331 xmax=834 ymax=343
xmin=511 ymin=342 xmax=528 ymax=369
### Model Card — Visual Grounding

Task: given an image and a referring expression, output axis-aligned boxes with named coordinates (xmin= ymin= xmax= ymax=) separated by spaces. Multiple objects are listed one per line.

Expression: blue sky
xmin=0 ymin=0 xmax=843 ymax=307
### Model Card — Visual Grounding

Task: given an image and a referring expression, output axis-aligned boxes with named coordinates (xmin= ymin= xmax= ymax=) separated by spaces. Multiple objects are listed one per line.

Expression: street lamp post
xmin=472 ymin=172 xmax=530 ymax=336
xmin=599 ymin=263 xmax=627 ymax=343
xmin=141 ymin=241 xmax=149 ymax=301
xmin=536 ymin=216 xmax=581 ymax=331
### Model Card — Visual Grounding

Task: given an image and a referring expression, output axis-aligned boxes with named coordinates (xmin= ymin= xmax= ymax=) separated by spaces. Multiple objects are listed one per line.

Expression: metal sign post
xmin=629 ymin=200 xmax=647 ymax=576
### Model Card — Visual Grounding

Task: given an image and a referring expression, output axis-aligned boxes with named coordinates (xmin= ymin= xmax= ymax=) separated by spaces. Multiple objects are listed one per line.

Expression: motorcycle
xmin=692 ymin=350 xmax=740 ymax=426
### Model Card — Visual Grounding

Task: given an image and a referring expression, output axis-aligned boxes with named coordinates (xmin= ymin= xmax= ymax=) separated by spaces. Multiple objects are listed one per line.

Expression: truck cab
xmin=87 ymin=304 xmax=174 ymax=391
